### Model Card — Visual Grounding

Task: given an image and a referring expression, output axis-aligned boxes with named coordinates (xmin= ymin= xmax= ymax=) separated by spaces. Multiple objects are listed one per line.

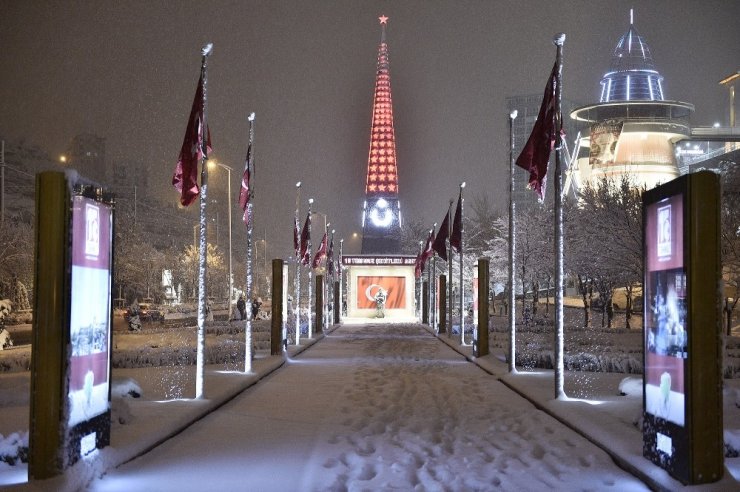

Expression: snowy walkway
xmin=89 ymin=323 xmax=649 ymax=491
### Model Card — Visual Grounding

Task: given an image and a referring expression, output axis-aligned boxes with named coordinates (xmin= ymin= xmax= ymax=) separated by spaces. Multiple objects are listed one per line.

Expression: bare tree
xmin=721 ymin=160 xmax=740 ymax=335
xmin=567 ymin=174 xmax=643 ymax=329
xmin=0 ymin=219 xmax=34 ymax=309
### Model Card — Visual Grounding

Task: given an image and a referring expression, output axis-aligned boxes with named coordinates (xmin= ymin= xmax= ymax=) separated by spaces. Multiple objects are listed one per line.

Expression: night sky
xmin=2 ymin=0 xmax=738 ymax=257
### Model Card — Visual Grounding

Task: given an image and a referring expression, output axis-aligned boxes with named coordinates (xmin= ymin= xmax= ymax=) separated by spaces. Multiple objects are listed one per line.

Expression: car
xmin=125 ymin=303 xmax=164 ymax=322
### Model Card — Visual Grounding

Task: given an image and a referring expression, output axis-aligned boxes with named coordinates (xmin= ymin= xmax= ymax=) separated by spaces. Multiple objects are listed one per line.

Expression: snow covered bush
xmin=0 ymin=431 xmax=28 ymax=466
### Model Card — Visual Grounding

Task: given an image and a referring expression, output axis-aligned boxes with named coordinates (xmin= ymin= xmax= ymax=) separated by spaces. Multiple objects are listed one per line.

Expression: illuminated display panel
xmin=68 ymin=195 xmax=113 ymax=428
xmin=356 ymin=276 xmax=406 ymax=309
xmin=644 ymin=193 xmax=686 ymax=427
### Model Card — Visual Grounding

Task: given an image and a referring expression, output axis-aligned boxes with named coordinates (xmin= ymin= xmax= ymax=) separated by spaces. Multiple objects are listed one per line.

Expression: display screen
xmin=68 ymin=196 xmax=112 ymax=427
xmin=644 ymin=193 xmax=686 ymax=427
xmin=356 ymin=276 xmax=406 ymax=309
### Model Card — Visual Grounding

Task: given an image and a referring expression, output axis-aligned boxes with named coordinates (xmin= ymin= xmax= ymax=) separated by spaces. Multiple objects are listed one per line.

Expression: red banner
xmin=356 ymin=276 xmax=406 ymax=309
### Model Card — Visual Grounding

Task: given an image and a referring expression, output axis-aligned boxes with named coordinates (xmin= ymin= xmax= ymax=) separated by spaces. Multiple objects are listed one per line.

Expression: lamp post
xmin=209 ymin=160 xmax=234 ymax=320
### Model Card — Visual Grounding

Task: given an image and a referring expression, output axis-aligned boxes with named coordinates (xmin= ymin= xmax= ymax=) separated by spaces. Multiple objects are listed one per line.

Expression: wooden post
xmin=422 ymin=280 xmax=429 ymax=324
xmin=438 ymin=275 xmax=447 ymax=335
xmin=315 ymin=275 xmax=324 ymax=334
xmin=333 ymin=280 xmax=340 ymax=325
xmin=474 ymin=258 xmax=489 ymax=357
xmin=29 ymin=172 xmax=69 ymax=479
xmin=270 ymin=259 xmax=283 ymax=355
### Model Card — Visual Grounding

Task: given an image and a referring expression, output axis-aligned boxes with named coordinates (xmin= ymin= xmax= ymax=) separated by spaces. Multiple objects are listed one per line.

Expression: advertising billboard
xmin=68 ymin=195 xmax=113 ymax=433
xmin=642 ymin=172 xmax=723 ymax=485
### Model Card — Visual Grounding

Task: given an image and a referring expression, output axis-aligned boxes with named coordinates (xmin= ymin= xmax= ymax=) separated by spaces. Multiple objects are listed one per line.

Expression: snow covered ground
xmin=89 ymin=323 xmax=650 ymax=491
xmin=0 ymin=320 xmax=738 ymax=491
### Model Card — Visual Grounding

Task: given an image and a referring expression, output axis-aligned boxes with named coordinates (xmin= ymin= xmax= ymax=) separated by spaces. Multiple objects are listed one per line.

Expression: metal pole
xmin=447 ymin=200 xmax=453 ymax=339
xmin=226 ymin=166 xmax=233 ymax=321
xmin=339 ymin=238 xmax=344 ymax=321
xmin=294 ymin=182 xmax=301 ymax=344
xmin=459 ymin=182 xmax=466 ymax=345
xmin=431 ymin=254 xmax=436 ymax=331
xmin=307 ymin=198 xmax=313 ymax=338
xmin=245 ymin=114 xmax=255 ymax=373
xmin=553 ymin=33 xmax=566 ymax=400
xmin=417 ymin=240 xmax=423 ymax=319
xmin=195 ymin=42 xmax=213 ymax=399
xmin=508 ymin=109 xmax=518 ymax=373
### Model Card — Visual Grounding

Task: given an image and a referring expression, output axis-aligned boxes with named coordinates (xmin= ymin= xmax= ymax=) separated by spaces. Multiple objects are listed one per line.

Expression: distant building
xmin=569 ymin=12 xmax=694 ymax=192
xmin=506 ymin=94 xmax=582 ymax=209
xmin=65 ymin=133 xmax=107 ymax=185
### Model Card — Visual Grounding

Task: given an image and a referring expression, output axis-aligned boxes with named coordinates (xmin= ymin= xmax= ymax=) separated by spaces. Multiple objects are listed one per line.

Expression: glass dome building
xmin=569 ymin=11 xmax=694 ymax=193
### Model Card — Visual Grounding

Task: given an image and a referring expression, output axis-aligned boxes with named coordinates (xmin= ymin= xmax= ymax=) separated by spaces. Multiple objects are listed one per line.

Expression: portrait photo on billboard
xmin=68 ymin=196 xmax=113 ymax=428
xmin=644 ymin=194 xmax=686 ymax=427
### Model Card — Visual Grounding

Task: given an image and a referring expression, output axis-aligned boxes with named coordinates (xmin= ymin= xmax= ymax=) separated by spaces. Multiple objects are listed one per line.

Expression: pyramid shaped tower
xmin=599 ymin=11 xmax=665 ymax=102
xmin=361 ymin=15 xmax=402 ymax=254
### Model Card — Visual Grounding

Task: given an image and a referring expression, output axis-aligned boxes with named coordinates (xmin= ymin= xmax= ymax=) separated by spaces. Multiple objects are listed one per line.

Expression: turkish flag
xmin=432 ymin=211 xmax=449 ymax=261
xmin=515 ymin=62 xmax=560 ymax=200
xmin=450 ymin=190 xmax=463 ymax=253
xmin=172 ymin=73 xmax=212 ymax=207
xmin=238 ymin=140 xmax=252 ymax=225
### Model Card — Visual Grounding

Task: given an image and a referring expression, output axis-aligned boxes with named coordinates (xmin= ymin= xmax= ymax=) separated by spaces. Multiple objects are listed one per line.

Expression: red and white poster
xmin=644 ymin=194 xmax=686 ymax=428
xmin=356 ymin=276 xmax=406 ymax=309
xmin=68 ymin=196 xmax=112 ymax=427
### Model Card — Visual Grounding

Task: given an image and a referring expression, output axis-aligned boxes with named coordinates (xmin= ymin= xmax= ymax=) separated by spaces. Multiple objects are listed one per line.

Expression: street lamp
xmin=208 ymin=160 xmax=234 ymax=320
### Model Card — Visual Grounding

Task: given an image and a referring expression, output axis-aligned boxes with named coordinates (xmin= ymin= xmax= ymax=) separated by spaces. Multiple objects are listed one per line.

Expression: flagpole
xmin=431 ymin=223 xmax=437 ymax=331
xmin=459 ymin=182 xmax=466 ymax=346
xmin=417 ymin=240 xmax=423 ymax=319
xmin=244 ymin=113 xmax=255 ymax=373
xmin=329 ymin=228 xmax=335 ymax=327
xmin=508 ymin=109 xmax=518 ymax=373
xmin=294 ymin=182 xmax=301 ymax=345
xmin=195 ymin=42 xmax=212 ymax=399
xmin=307 ymin=198 xmax=313 ymax=338
xmin=553 ymin=32 xmax=566 ymax=400
xmin=339 ymin=238 xmax=344 ymax=322
xmin=447 ymin=200 xmax=453 ymax=339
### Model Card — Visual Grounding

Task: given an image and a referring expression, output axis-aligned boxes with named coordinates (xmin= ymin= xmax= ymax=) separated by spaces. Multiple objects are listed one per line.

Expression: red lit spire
xmin=365 ymin=15 xmax=399 ymax=198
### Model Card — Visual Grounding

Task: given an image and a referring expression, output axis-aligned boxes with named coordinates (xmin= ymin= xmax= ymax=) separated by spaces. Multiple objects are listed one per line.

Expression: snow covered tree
xmin=567 ymin=174 xmax=643 ymax=328
xmin=175 ymin=243 xmax=227 ymax=302
xmin=720 ymin=161 xmax=740 ymax=335
xmin=0 ymin=220 xmax=34 ymax=310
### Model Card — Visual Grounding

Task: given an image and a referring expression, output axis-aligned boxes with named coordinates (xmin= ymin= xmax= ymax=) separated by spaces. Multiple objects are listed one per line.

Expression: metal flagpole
xmin=339 ymin=238 xmax=344 ymax=322
xmin=294 ymin=182 xmax=301 ymax=344
xmin=430 ymin=256 xmax=436 ymax=330
xmin=459 ymin=182 xmax=466 ymax=345
xmin=430 ymin=223 xmax=437 ymax=331
xmin=307 ymin=198 xmax=313 ymax=338
xmin=508 ymin=109 xmax=518 ymax=373
xmin=195 ymin=42 xmax=213 ymax=399
xmin=323 ymin=222 xmax=331 ymax=331
xmin=329 ymin=228 xmax=335 ymax=327
xmin=417 ymin=240 xmax=423 ymax=319
xmin=244 ymin=113 xmax=255 ymax=373
xmin=447 ymin=200 xmax=453 ymax=339
xmin=553 ymin=33 xmax=566 ymax=399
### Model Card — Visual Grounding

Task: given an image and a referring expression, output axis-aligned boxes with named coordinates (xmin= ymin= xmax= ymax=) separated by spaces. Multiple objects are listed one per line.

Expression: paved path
xmin=89 ymin=323 xmax=647 ymax=491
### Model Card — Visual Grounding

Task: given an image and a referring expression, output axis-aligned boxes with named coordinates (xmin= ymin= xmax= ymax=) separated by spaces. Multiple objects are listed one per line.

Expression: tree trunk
xmin=625 ymin=284 xmax=633 ymax=330
xmin=578 ymin=275 xmax=589 ymax=327
xmin=726 ymin=297 xmax=738 ymax=336
xmin=606 ymin=294 xmax=614 ymax=329
xmin=532 ymin=278 xmax=539 ymax=317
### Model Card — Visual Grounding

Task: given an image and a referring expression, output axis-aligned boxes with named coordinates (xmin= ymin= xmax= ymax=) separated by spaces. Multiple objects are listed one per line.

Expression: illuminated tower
xmin=570 ymin=9 xmax=693 ymax=192
xmin=361 ymin=15 xmax=402 ymax=254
